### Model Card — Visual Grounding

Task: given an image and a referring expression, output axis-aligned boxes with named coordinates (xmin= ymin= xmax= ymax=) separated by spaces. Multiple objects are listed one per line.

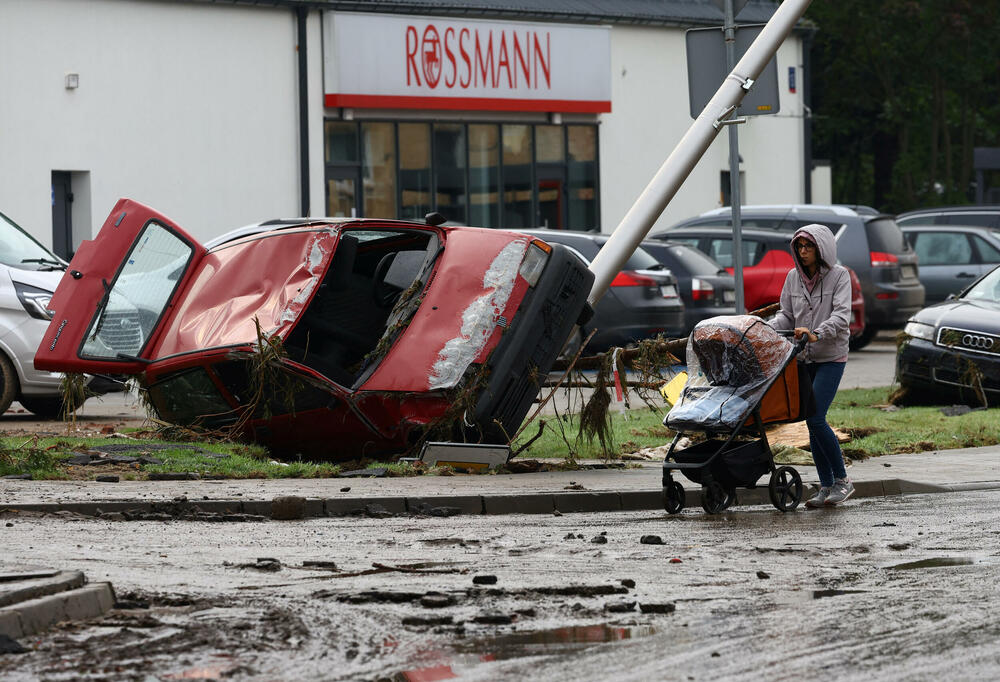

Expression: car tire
xmin=0 ymin=353 xmax=17 ymax=416
xmin=848 ymin=324 xmax=879 ymax=351
xmin=18 ymin=396 xmax=77 ymax=419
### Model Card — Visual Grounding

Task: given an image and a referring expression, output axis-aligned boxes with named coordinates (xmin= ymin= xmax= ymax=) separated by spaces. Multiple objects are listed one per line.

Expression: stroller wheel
xmin=701 ymin=481 xmax=728 ymax=515
xmin=663 ymin=481 xmax=686 ymax=514
xmin=768 ymin=466 xmax=803 ymax=511
xmin=721 ymin=488 xmax=737 ymax=510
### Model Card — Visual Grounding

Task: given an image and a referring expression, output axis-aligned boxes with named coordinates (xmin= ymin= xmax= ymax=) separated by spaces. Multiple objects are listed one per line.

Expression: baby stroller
xmin=662 ymin=315 xmax=815 ymax=514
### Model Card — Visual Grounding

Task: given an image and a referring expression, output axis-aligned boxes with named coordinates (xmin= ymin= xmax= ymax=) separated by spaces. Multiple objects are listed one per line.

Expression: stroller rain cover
xmin=665 ymin=315 xmax=795 ymax=431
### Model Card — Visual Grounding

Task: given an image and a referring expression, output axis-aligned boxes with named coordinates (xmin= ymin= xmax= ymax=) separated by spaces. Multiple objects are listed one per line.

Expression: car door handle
xmin=957 ymin=272 xmax=976 ymax=278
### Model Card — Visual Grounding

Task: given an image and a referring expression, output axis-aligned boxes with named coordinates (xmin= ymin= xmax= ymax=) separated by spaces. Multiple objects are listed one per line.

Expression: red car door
xmin=35 ymin=198 xmax=207 ymax=375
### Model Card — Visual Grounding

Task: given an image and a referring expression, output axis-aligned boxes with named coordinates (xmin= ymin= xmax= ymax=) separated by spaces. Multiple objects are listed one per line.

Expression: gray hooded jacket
xmin=770 ymin=223 xmax=851 ymax=363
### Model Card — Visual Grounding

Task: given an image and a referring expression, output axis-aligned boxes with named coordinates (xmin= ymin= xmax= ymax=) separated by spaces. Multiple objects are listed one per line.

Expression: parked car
xmin=652 ymin=204 xmax=922 ymax=349
xmin=896 ymin=205 xmax=1000 ymax=229
xmin=34 ymin=199 xmax=592 ymax=460
xmin=897 ymin=263 xmax=1000 ymax=405
xmin=639 ymin=240 xmax=737 ymax=333
xmin=0 ymin=210 xmax=120 ymax=417
xmin=646 ymin=223 xmax=865 ymax=343
xmin=515 ymin=229 xmax=686 ymax=352
xmin=900 ymin=224 xmax=1000 ymax=304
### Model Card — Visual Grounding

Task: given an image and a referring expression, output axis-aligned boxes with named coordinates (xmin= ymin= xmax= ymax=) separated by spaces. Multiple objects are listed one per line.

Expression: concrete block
xmin=190 ymin=500 xmax=243 ymax=516
xmin=324 ymin=496 xmax=407 ymax=516
xmin=853 ymin=480 xmax=885 ymax=499
xmin=483 ymin=494 xmax=554 ymax=515
xmin=405 ymin=496 xmax=484 ymax=515
xmin=620 ymin=490 xmax=663 ymax=511
xmin=552 ymin=492 xmax=621 ymax=514
xmin=0 ymin=571 xmax=84 ymax=609
xmin=881 ymin=479 xmax=903 ymax=496
xmin=0 ymin=610 xmax=24 ymax=639
xmin=898 ymin=480 xmax=949 ymax=494
xmin=240 ymin=500 xmax=272 ymax=517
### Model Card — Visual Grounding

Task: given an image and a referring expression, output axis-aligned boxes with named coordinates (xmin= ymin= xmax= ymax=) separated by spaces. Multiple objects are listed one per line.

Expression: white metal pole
xmin=587 ymin=0 xmax=813 ymax=307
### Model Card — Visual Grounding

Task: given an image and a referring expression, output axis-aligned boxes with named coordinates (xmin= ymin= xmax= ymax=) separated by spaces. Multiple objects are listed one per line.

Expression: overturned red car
xmin=35 ymin=199 xmax=592 ymax=460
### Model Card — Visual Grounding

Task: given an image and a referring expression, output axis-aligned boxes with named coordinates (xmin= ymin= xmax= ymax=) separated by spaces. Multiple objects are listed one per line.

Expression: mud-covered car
xmin=897 ymin=264 xmax=1000 ymax=405
xmin=34 ymin=199 xmax=592 ymax=459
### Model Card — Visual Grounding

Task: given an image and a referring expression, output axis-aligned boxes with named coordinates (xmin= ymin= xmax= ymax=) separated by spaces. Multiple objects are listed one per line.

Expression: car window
xmin=594 ymin=240 xmax=661 ymax=270
xmin=941 ymin=213 xmax=999 ymax=228
xmin=706 ymin=238 xmax=764 ymax=268
xmin=667 ymin=244 xmax=725 ymax=275
xmin=0 ymin=211 xmax=64 ymax=271
xmin=973 ymin=235 xmax=1000 ymax=263
xmin=864 ymin=218 xmax=909 ymax=253
xmin=963 ymin=265 xmax=1000 ymax=303
xmin=669 ymin=237 xmax=702 ymax=251
xmin=912 ymin=232 xmax=972 ymax=265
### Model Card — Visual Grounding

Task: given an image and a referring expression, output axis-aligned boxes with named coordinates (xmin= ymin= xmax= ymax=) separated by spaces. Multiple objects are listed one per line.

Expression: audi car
xmin=896 ymin=263 xmax=1000 ymax=405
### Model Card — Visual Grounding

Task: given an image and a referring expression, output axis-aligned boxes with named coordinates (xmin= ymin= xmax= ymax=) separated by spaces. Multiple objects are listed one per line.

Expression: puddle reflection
xmin=391 ymin=623 xmax=657 ymax=681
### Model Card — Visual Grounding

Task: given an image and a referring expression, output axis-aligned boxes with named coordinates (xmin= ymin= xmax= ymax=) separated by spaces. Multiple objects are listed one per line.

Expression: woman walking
xmin=771 ymin=224 xmax=854 ymax=507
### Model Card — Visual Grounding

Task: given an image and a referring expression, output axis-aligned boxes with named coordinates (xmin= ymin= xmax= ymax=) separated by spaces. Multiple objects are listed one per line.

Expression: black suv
xmin=653 ymin=205 xmax=925 ymax=349
xmin=517 ymin=229 xmax=686 ymax=352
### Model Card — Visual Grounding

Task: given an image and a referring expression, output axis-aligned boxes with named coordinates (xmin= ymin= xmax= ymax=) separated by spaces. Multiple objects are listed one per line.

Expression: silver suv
xmin=0 ymin=211 xmax=113 ymax=416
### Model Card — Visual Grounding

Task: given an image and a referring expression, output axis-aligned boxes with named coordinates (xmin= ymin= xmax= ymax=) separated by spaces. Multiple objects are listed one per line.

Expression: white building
xmin=0 ymin=0 xmax=817 ymax=254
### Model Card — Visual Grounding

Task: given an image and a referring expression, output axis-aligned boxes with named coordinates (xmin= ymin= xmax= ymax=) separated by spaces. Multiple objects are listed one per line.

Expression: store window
xmin=398 ymin=123 xmax=432 ymax=220
xmin=469 ymin=125 xmax=500 ymax=228
xmin=324 ymin=120 xmax=599 ymax=231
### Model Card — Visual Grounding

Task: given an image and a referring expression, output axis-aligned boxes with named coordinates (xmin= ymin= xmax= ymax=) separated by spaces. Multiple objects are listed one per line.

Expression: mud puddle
xmin=889 ymin=556 xmax=977 ymax=570
xmin=385 ymin=623 xmax=658 ymax=681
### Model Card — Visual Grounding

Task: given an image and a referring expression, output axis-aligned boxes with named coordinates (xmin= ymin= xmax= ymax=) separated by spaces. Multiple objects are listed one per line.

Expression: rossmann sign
xmin=323 ymin=13 xmax=611 ymax=113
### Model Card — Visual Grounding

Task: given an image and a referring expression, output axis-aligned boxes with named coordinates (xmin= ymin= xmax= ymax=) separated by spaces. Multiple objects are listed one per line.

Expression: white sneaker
xmin=825 ymin=478 xmax=855 ymax=505
xmin=805 ymin=486 xmax=831 ymax=508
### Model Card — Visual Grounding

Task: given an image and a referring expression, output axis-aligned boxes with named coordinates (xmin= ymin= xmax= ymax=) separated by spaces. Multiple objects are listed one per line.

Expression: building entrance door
xmin=52 ymin=171 xmax=73 ymax=258
xmin=536 ymin=167 xmax=566 ymax=229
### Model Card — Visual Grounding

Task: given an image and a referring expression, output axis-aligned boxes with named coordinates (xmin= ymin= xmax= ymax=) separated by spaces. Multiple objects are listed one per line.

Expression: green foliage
xmin=810 ymin=1 xmax=1000 ymax=211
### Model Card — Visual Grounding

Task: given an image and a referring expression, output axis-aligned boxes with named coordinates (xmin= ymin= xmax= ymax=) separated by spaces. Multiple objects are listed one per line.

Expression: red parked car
xmin=35 ymin=199 xmax=592 ymax=460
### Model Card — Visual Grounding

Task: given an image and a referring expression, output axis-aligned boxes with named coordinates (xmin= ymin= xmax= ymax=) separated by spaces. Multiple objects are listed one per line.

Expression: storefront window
xmin=502 ymin=124 xmax=533 ymax=228
xmin=326 ymin=121 xmax=358 ymax=164
xmin=567 ymin=125 xmax=598 ymax=230
xmin=323 ymin=120 xmax=598 ymax=230
xmin=468 ymin=124 xmax=500 ymax=228
xmin=361 ymin=122 xmax=396 ymax=219
xmin=433 ymin=123 xmax=467 ymax=224
xmin=399 ymin=123 xmax=432 ymax=220
xmin=536 ymin=125 xmax=565 ymax=164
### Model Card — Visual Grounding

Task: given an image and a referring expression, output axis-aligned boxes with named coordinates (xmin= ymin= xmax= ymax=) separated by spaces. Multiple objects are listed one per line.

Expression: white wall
xmin=600 ymin=25 xmax=806 ymax=235
xmin=0 ymin=0 xmax=304 ymax=246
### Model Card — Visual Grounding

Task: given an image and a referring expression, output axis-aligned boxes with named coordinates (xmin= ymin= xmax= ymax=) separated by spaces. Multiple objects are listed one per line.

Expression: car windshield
xmin=0 ymin=211 xmax=65 ymax=271
xmin=962 ymin=266 xmax=1000 ymax=304
xmin=81 ymin=221 xmax=192 ymax=360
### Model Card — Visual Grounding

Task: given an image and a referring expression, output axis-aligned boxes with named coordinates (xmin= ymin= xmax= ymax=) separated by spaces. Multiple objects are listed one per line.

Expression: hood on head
xmin=790 ymin=223 xmax=837 ymax=278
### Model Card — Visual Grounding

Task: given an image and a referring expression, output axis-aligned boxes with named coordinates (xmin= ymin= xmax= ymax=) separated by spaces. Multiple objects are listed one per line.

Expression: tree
xmin=810 ymin=0 xmax=1000 ymax=212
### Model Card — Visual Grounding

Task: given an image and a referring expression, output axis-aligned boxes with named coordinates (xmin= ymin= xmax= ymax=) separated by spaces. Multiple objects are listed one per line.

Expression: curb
xmin=0 ymin=582 xmax=116 ymax=639
xmin=2 ymin=478 xmax=990 ymax=520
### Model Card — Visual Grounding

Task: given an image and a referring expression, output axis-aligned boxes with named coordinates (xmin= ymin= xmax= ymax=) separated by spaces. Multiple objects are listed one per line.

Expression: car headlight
xmin=14 ymin=282 xmax=55 ymax=321
xmin=903 ymin=320 xmax=935 ymax=341
xmin=518 ymin=240 xmax=551 ymax=288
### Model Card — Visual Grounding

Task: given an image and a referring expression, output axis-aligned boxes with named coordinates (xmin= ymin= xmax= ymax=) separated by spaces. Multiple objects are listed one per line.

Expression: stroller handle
xmin=775 ymin=329 xmax=809 ymax=353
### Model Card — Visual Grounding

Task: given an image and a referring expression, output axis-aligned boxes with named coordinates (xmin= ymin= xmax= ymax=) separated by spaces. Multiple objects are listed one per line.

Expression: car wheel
xmin=848 ymin=324 xmax=879 ymax=351
xmin=18 ymin=396 xmax=77 ymax=419
xmin=0 ymin=354 xmax=17 ymax=415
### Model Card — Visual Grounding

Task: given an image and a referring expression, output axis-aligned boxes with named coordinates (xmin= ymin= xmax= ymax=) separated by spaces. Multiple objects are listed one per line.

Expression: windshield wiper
xmin=21 ymin=257 xmax=66 ymax=271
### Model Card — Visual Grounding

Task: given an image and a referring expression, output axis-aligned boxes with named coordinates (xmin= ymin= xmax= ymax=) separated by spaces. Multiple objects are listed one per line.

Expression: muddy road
xmin=2 ymin=490 xmax=998 ymax=681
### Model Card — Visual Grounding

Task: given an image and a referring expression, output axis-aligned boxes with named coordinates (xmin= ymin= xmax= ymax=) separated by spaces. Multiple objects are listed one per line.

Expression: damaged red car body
xmin=35 ymin=199 xmax=592 ymax=460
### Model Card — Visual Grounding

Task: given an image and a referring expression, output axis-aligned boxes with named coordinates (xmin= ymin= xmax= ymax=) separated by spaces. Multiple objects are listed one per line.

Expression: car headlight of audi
xmin=903 ymin=320 xmax=935 ymax=342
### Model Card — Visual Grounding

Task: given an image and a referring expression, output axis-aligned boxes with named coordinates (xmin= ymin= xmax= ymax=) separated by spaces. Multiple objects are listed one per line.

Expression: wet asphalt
xmin=2 ymin=489 xmax=998 ymax=680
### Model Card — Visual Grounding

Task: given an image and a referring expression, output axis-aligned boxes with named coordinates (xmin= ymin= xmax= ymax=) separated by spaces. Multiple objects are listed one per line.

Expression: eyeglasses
xmin=794 ymin=241 xmax=816 ymax=252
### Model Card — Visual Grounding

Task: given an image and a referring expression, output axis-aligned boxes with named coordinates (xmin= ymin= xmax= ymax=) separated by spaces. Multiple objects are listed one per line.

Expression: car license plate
xmin=660 ymin=285 xmax=678 ymax=299
xmin=902 ymin=265 xmax=917 ymax=279
xmin=723 ymin=290 xmax=735 ymax=303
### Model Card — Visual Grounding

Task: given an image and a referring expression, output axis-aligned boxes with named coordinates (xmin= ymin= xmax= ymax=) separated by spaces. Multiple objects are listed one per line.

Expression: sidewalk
xmin=2 ymin=445 xmax=998 ymax=519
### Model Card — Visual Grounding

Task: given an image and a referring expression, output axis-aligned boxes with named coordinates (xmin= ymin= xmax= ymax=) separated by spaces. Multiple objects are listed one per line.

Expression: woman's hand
xmin=793 ymin=327 xmax=818 ymax=343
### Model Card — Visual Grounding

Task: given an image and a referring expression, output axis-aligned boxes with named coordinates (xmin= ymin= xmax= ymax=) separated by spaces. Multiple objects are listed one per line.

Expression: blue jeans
xmin=804 ymin=361 xmax=847 ymax=487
